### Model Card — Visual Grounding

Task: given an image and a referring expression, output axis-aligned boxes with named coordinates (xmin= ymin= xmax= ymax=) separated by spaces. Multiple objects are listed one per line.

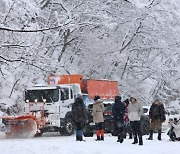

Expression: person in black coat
xmin=112 ymin=96 xmax=125 ymax=143
xmin=72 ymin=95 xmax=88 ymax=141
xmin=147 ymin=99 xmax=166 ymax=141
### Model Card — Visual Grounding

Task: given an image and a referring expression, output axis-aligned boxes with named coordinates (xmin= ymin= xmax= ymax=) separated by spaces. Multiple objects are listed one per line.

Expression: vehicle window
xmin=143 ymin=108 xmax=148 ymax=113
xmin=61 ymin=88 xmax=69 ymax=100
xmin=104 ymin=104 xmax=112 ymax=112
xmin=25 ymin=89 xmax=59 ymax=103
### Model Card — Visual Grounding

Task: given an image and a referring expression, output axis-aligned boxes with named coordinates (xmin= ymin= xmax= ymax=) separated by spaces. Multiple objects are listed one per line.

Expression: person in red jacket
xmin=123 ymin=99 xmax=133 ymax=139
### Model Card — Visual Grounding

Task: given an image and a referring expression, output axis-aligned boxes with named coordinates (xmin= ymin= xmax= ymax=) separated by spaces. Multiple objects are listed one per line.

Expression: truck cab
xmin=24 ymin=84 xmax=81 ymax=135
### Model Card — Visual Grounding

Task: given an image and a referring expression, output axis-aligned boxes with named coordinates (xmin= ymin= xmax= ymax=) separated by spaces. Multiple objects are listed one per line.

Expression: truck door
xmin=60 ymin=87 xmax=73 ymax=118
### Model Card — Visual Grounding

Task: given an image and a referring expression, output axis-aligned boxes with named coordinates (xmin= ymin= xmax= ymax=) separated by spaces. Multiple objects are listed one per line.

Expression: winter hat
xmin=130 ymin=94 xmax=137 ymax=100
xmin=94 ymin=95 xmax=100 ymax=101
xmin=77 ymin=94 xmax=82 ymax=98
xmin=154 ymin=98 xmax=160 ymax=102
xmin=115 ymin=95 xmax=121 ymax=102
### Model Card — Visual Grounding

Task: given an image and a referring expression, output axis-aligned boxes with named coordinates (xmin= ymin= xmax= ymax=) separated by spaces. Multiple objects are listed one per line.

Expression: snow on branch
xmin=0 ymin=55 xmax=22 ymax=62
xmin=0 ymin=22 xmax=71 ymax=33
xmin=120 ymin=18 xmax=144 ymax=53
xmin=0 ymin=56 xmax=50 ymax=72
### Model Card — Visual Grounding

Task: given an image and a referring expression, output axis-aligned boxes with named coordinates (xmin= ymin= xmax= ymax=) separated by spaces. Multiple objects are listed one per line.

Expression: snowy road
xmin=0 ymin=131 xmax=179 ymax=154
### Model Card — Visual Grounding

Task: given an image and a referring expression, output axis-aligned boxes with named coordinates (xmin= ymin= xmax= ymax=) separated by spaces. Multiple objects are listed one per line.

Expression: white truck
xmin=24 ymin=84 xmax=81 ymax=136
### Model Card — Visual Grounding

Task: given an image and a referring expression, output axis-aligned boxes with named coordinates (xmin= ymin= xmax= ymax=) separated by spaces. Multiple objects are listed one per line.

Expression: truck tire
xmin=60 ymin=118 xmax=74 ymax=136
xmin=35 ymin=131 xmax=43 ymax=137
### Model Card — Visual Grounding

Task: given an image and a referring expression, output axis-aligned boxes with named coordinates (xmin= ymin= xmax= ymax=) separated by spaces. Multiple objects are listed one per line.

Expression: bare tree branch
xmin=58 ymin=29 xmax=71 ymax=62
xmin=121 ymin=56 xmax=130 ymax=79
xmin=119 ymin=18 xmax=144 ymax=53
xmin=3 ymin=1 xmax=15 ymax=24
xmin=1 ymin=44 xmax=32 ymax=48
xmin=9 ymin=79 xmax=20 ymax=98
xmin=40 ymin=0 xmax=51 ymax=9
xmin=0 ymin=55 xmax=22 ymax=62
xmin=0 ymin=21 xmax=71 ymax=33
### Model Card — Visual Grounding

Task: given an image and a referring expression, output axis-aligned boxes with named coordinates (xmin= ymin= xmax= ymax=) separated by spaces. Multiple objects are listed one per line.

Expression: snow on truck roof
xmin=88 ymin=100 xmax=115 ymax=105
xmin=26 ymin=84 xmax=79 ymax=90
xmin=26 ymin=86 xmax=57 ymax=90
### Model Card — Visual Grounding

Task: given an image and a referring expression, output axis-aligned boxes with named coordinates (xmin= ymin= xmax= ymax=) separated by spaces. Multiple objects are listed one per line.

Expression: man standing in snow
xmin=147 ymin=99 xmax=166 ymax=141
xmin=128 ymin=95 xmax=143 ymax=145
xmin=93 ymin=95 xmax=105 ymax=141
xmin=112 ymin=95 xmax=125 ymax=143
xmin=72 ymin=95 xmax=88 ymax=141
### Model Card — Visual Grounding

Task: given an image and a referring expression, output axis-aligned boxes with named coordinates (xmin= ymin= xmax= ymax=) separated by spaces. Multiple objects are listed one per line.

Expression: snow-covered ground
xmin=0 ymin=130 xmax=179 ymax=154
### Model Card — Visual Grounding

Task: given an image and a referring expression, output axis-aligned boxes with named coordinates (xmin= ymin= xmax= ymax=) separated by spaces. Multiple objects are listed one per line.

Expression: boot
xmin=158 ymin=131 xmax=161 ymax=141
xmin=119 ymin=138 xmax=124 ymax=143
xmin=76 ymin=135 xmax=79 ymax=141
xmin=129 ymin=133 xmax=133 ymax=139
xmin=96 ymin=136 xmax=101 ymax=141
xmin=139 ymin=136 xmax=143 ymax=145
xmin=147 ymin=130 xmax=153 ymax=140
xmin=100 ymin=129 xmax=104 ymax=141
xmin=100 ymin=136 xmax=104 ymax=141
xmin=132 ymin=136 xmax=138 ymax=144
xmin=79 ymin=136 xmax=85 ymax=141
xmin=96 ymin=130 xmax=101 ymax=141
xmin=118 ymin=133 xmax=124 ymax=143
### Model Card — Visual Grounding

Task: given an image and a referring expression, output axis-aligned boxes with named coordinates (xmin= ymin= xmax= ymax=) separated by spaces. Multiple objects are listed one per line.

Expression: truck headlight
xmin=43 ymin=99 xmax=46 ymax=102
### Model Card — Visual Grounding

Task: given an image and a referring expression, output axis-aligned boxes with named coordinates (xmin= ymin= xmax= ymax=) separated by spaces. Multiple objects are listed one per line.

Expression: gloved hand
xmin=85 ymin=120 xmax=89 ymax=124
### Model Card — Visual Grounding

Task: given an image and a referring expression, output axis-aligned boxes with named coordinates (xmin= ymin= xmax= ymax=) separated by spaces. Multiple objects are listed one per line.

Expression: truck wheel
xmin=35 ymin=131 xmax=43 ymax=137
xmin=60 ymin=118 xmax=74 ymax=136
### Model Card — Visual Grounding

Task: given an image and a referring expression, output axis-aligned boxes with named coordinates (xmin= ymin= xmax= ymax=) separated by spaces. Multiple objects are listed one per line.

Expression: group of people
xmin=71 ymin=93 xmax=180 ymax=144
xmin=112 ymin=94 xmax=143 ymax=145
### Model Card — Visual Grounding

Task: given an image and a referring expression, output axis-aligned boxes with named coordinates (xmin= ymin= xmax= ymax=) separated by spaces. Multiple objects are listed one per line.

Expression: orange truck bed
xmin=48 ymin=74 xmax=119 ymax=100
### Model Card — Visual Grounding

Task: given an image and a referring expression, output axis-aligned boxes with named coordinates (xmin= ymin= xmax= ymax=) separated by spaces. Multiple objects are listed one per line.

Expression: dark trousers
xmin=114 ymin=121 xmax=124 ymax=139
xmin=96 ymin=122 xmax=104 ymax=130
xmin=167 ymin=127 xmax=176 ymax=141
xmin=124 ymin=122 xmax=133 ymax=138
xmin=130 ymin=121 xmax=143 ymax=142
xmin=75 ymin=122 xmax=84 ymax=139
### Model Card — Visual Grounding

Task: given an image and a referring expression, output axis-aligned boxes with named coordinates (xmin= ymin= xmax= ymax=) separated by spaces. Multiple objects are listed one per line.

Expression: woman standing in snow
xmin=128 ymin=95 xmax=143 ymax=145
xmin=93 ymin=95 xmax=105 ymax=141
xmin=72 ymin=95 xmax=88 ymax=141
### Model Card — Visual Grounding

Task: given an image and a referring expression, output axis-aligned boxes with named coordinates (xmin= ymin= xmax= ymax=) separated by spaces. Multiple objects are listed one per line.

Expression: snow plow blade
xmin=2 ymin=115 xmax=38 ymax=138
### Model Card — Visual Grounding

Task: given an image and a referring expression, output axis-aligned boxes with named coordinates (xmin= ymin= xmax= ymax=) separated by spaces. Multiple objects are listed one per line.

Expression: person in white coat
xmin=128 ymin=94 xmax=143 ymax=145
xmin=168 ymin=118 xmax=180 ymax=141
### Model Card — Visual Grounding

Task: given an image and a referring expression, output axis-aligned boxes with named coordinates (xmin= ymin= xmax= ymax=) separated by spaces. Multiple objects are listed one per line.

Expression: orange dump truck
xmin=48 ymin=74 xmax=119 ymax=100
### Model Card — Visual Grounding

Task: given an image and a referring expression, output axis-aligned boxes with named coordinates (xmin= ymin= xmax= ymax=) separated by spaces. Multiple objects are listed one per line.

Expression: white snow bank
xmin=129 ymin=0 xmax=152 ymax=8
xmin=0 ymin=132 xmax=179 ymax=154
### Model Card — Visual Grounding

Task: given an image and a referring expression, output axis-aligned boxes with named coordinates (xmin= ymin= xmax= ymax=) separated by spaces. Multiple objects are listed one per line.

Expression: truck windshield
xmin=25 ymin=89 xmax=59 ymax=103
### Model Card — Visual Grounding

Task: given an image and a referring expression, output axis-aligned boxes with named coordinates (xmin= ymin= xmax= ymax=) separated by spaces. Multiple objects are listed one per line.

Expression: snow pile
xmin=129 ymin=0 xmax=152 ymax=8
xmin=0 ymin=132 xmax=180 ymax=154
